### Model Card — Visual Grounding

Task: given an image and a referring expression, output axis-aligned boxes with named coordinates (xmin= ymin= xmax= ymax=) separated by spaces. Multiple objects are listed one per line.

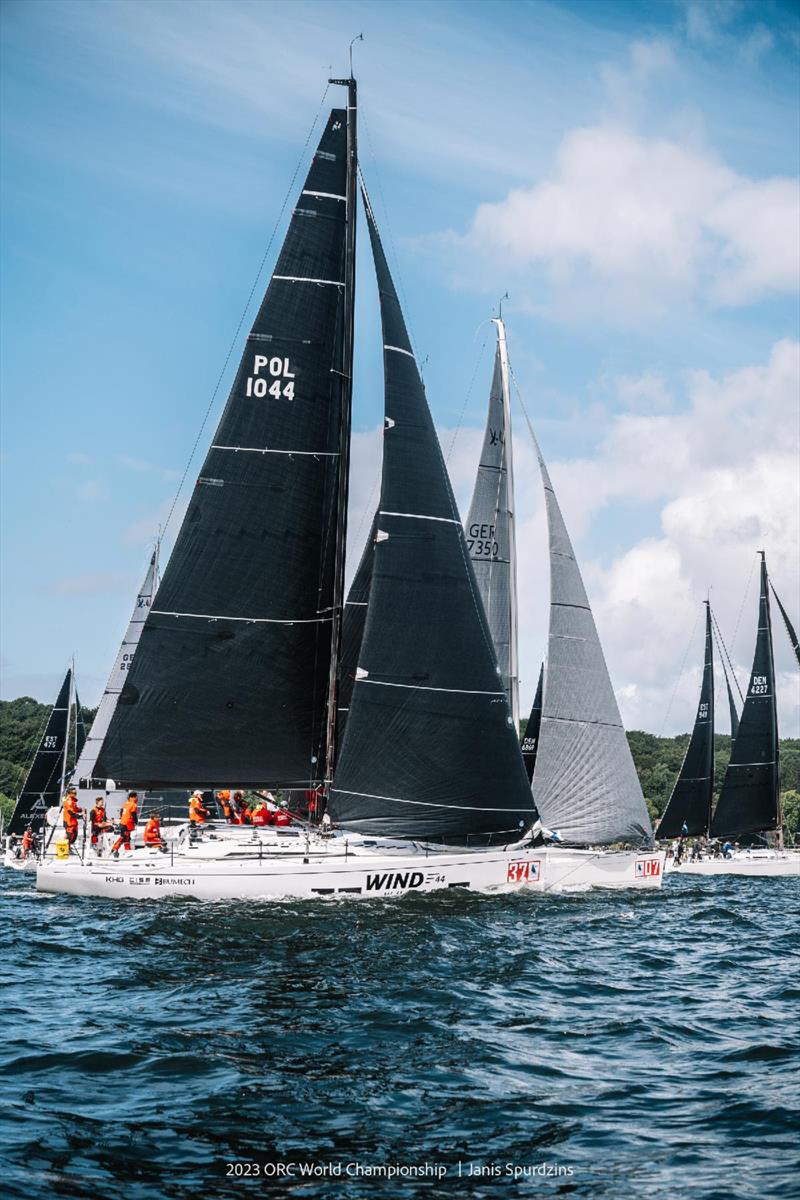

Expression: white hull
xmin=35 ymin=832 xmax=665 ymax=899
xmin=668 ymin=849 xmax=800 ymax=878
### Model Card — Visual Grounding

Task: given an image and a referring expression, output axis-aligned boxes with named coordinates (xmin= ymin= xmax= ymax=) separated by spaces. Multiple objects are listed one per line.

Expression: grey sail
xmin=465 ymin=320 xmax=519 ymax=724
xmin=529 ymin=436 xmax=653 ymax=845
xmin=73 ymin=548 xmax=159 ymax=788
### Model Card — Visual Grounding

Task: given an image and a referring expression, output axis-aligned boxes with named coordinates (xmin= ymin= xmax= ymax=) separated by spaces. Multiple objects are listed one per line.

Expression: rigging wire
xmin=160 ymin=84 xmax=332 ymax=538
xmin=710 ymin=606 xmax=745 ymax=703
xmin=658 ymin=607 xmax=701 ymax=739
xmin=445 ymin=332 xmax=489 ymax=463
xmin=730 ymin=552 xmax=757 ymax=661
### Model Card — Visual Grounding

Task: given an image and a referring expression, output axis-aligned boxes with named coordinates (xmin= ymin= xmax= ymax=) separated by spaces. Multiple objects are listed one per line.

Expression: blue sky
xmin=1 ymin=0 xmax=798 ymax=735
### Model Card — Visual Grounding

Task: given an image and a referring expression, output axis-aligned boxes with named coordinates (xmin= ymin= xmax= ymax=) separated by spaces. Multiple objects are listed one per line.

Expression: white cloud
xmin=435 ymin=125 xmax=799 ymax=323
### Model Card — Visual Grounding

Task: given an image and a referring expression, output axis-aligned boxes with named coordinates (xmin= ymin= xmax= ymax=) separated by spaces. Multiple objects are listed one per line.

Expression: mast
xmin=711 ymin=552 xmax=780 ymax=842
xmin=657 ymin=602 xmax=715 ymax=839
xmin=60 ymin=658 xmax=74 ymax=801
xmin=495 ymin=316 xmax=519 ymax=727
xmin=324 ymin=70 xmax=358 ymax=786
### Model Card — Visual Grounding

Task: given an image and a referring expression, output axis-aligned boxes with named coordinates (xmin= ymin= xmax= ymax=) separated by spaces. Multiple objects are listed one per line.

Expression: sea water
xmin=1 ymin=872 xmax=798 ymax=1199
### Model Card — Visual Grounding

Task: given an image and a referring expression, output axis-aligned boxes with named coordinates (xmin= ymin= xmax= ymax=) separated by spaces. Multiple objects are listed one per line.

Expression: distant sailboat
xmin=770 ymin=580 xmax=800 ymax=667
xmin=657 ymin=602 xmax=715 ymax=840
xmin=6 ymin=668 xmax=73 ymax=837
xmin=521 ymin=664 xmax=543 ymax=784
xmin=464 ymin=316 xmax=519 ymax=726
xmin=675 ymin=553 xmax=800 ymax=877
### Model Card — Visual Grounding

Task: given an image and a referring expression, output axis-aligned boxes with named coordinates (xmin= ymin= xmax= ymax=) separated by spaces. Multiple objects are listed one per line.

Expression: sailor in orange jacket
xmin=143 ymin=814 xmax=166 ymax=851
xmin=21 ymin=825 xmax=35 ymax=859
xmin=188 ymin=791 xmax=211 ymax=826
xmin=216 ymin=789 xmax=234 ymax=823
xmin=62 ymin=787 xmax=83 ymax=847
xmin=111 ymin=791 xmax=139 ymax=856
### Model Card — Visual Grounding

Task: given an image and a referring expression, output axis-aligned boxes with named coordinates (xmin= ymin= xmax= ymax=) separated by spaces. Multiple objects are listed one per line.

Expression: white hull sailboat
xmin=668 ymin=849 xmax=800 ymax=878
xmin=36 ymin=827 xmax=665 ymax=898
xmin=37 ymin=72 xmax=662 ymax=902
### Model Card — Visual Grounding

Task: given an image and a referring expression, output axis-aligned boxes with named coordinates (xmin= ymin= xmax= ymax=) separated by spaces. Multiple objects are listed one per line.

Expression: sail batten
xmin=711 ymin=554 xmax=779 ymax=840
xmin=94 ymin=109 xmax=353 ymax=789
xmin=329 ymin=195 xmax=535 ymax=844
xmin=657 ymin=604 xmax=714 ymax=839
xmin=529 ymin=434 xmax=652 ymax=846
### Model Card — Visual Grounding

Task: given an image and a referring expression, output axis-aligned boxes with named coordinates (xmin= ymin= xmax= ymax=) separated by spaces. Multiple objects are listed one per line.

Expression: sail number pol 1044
xmin=245 ymin=355 xmax=295 ymax=400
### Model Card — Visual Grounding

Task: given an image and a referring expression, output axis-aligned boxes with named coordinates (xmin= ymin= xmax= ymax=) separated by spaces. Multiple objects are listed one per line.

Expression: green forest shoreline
xmin=2 ymin=695 xmax=798 ymax=839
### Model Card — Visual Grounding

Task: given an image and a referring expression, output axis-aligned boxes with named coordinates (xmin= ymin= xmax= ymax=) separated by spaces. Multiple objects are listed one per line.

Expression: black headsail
xmin=770 ymin=581 xmax=800 ymax=667
xmin=657 ymin=603 xmax=715 ymax=839
xmin=711 ymin=553 xmax=780 ymax=840
xmin=74 ymin=687 xmax=87 ymax=765
xmin=337 ymin=517 xmax=376 ymax=740
xmin=521 ymin=664 xmax=544 ymax=784
xmin=8 ymin=668 xmax=72 ymax=834
xmin=328 ymin=192 xmax=535 ymax=844
xmin=96 ymin=101 xmax=356 ymax=789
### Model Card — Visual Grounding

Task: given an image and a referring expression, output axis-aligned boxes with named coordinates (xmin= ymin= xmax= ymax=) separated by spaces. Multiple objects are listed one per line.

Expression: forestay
xmin=530 ymin=441 xmax=652 ymax=845
xmin=8 ymin=668 xmax=72 ymax=835
xmin=329 ymin=194 xmax=535 ymax=844
xmin=96 ymin=110 xmax=351 ymax=788
xmin=657 ymin=603 xmax=714 ymax=839
xmin=712 ymin=554 xmax=779 ymax=840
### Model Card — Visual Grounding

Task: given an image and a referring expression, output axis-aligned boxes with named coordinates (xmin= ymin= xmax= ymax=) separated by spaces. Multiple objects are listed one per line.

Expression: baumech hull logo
xmin=507 ymin=860 xmax=541 ymax=884
xmin=635 ymin=858 xmax=661 ymax=878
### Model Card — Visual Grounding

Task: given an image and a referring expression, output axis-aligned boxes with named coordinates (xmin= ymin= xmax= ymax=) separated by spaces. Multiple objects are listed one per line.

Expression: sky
xmin=1 ymin=0 xmax=798 ymax=737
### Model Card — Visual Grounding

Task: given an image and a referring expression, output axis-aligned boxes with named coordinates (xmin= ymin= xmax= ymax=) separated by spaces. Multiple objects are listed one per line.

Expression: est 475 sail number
xmin=246 ymin=354 xmax=295 ymax=400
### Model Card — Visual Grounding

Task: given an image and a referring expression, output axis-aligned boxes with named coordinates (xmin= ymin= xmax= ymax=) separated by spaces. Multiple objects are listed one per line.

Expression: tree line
xmin=2 ymin=696 xmax=798 ymax=839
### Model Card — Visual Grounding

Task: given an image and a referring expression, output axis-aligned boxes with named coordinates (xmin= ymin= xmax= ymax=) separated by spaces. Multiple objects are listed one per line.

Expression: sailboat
xmin=37 ymin=74 xmax=663 ymax=899
xmin=3 ymin=665 xmax=78 ymax=869
xmin=670 ymin=554 xmax=800 ymax=877
xmin=466 ymin=316 xmax=658 ymax=870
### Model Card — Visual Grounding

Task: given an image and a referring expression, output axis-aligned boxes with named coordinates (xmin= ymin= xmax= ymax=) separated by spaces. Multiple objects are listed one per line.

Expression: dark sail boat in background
xmin=770 ymin=580 xmax=800 ymax=667
xmin=657 ymin=602 xmax=714 ymax=840
xmin=36 ymin=73 xmax=664 ymax=899
xmin=675 ymin=553 xmax=800 ymax=876
xmin=6 ymin=667 xmax=73 ymax=838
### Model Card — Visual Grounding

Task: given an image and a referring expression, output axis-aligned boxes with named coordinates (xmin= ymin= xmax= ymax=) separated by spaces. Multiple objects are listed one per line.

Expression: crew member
xmin=233 ymin=791 xmax=247 ymax=823
xmin=111 ymin=791 xmax=139 ymax=856
xmin=216 ymin=789 xmax=234 ymax=823
xmin=21 ymin=825 xmax=35 ymax=860
xmin=62 ymin=787 xmax=83 ymax=848
xmin=89 ymin=796 xmax=112 ymax=849
xmin=189 ymin=790 xmax=211 ymax=826
xmin=250 ymin=798 xmax=272 ymax=826
xmin=143 ymin=814 xmax=166 ymax=851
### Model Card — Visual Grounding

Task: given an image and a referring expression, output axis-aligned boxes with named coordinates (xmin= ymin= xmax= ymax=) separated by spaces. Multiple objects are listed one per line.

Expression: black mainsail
xmin=520 ymin=664 xmax=544 ymax=784
xmin=770 ymin=581 xmax=800 ymax=667
xmin=328 ymin=194 xmax=535 ymax=843
xmin=8 ymin=669 xmax=72 ymax=835
xmin=711 ymin=553 xmax=779 ymax=840
xmin=95 ymin=103 xmax=356 ymax=789
xmin=657 ymin=603 xmax=714 ymax=839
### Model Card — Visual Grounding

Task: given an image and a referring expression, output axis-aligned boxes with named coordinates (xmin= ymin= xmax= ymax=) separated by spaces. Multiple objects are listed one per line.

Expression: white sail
xmin=464 ymin=318 xmax=519 ymax=725
xmin=73 ymin=547 xmax=159 ymax=787
xmin=529 ymin=436 xmax=652 ymax=845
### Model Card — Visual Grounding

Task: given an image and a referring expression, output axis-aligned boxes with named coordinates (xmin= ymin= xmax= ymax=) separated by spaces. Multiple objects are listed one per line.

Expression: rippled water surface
xmin=1 ymin=872 xmax=798 ymax=1199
